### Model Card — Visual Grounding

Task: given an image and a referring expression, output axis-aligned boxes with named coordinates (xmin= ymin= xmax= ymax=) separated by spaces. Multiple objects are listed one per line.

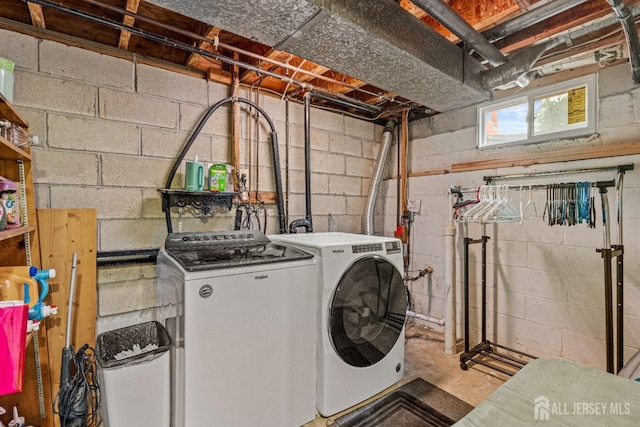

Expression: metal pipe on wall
xmin=288 ymin=93 xmax=314 ymax=233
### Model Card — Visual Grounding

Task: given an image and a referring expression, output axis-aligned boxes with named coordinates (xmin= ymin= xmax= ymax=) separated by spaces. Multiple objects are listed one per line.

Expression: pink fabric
xmin=0 ymin=303 xmax=28 ymax=395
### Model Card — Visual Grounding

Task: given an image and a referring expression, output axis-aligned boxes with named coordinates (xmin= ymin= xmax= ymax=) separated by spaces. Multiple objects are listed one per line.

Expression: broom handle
xmin=65 ymin=253 xmax=79 ymax=349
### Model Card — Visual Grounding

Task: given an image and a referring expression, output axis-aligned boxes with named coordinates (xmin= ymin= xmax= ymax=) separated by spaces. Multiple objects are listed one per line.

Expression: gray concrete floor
xmin=304 ymin=321 xmax=507 ymax=426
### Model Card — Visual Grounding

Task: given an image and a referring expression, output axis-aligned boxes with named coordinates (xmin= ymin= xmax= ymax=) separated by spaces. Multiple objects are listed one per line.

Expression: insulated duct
xmin=481 ymin=41 xmax=554 ymax=89
xmin=409 ymin=0 xmax=507 ymax=66
xmin=363 ymin=120 xmax=396 ymax=236
xmin=607 ymin=0 xmax=640 ymax=83
xmin=148 ymin=0 xmax=490 ymax=112
xmin=482 ymin=0 xmax=591 ymax=43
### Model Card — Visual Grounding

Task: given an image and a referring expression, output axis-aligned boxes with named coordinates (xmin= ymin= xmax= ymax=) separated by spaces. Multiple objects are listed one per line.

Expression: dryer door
xmin=328 ymin=256 xmax=407 ymax=367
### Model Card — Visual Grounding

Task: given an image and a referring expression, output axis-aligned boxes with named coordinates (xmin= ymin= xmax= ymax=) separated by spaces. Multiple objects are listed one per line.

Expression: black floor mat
xmin=330 ymin=378 xmax=474 ymax=427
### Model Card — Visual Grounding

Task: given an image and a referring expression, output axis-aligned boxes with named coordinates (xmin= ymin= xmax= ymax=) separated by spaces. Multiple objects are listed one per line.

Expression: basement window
xmin=478 ymin=75 xmax=596 ymax=148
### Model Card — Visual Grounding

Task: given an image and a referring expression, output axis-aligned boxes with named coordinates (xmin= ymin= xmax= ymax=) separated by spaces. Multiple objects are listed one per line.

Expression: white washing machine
xmin=156 ymin=230 xmax=317 ymax=427
xmin=269 ymin=232 xmax=407 ymax=417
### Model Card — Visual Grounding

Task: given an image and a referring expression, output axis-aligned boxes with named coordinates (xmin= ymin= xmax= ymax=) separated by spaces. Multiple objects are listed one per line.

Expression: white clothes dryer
xmin=269 ymin=232 xmax=407 ymax=417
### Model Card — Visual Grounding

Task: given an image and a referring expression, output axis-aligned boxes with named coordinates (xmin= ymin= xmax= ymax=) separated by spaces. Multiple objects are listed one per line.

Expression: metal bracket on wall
xmin=158 ymin=189 xmax=237 ymax=216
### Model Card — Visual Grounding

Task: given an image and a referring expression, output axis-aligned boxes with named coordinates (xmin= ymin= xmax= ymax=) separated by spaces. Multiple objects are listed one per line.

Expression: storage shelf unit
xmin=0 ymin=95 xmax=54 ymax=427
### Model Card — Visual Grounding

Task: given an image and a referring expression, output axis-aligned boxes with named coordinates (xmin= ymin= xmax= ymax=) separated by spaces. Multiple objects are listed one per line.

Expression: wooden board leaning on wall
xmin=394 ymin=141 xmax=640 ymax=178
xmin=38 ymin=209 xmax=97 ymax=427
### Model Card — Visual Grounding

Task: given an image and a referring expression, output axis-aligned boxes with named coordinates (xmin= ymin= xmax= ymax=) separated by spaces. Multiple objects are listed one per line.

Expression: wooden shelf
xmin=0 ymin=135 xmax=30 ymax=161
xmin=0 ymin=225 xmax=36 ymax=242
xmin=0 ymin=92 xmax=29 ymax=129
xmin=0 ymin=93 xmax=52 ymax=427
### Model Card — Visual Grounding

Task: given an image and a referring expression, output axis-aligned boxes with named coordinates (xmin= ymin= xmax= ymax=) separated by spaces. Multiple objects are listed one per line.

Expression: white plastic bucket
xmin=0 ymin=58 xmax=15 ymax=103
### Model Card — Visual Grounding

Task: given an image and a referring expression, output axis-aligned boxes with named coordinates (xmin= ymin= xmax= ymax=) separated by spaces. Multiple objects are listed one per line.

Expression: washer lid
xmin=162 ymin=231 xmax=313 ymax=271
xmin=328 ymin=255 xmax=407 ymax=367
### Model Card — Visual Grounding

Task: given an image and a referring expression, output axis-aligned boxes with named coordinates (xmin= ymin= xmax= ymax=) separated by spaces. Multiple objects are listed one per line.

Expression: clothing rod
xmin=452 ymin=180 xmax=616 ymax=195
xmin=483 ymin=164 xmax=633 ymax=183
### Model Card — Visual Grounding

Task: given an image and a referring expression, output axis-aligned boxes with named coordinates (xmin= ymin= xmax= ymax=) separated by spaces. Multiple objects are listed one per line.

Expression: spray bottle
xmin=0 ymin=267 xmax=39 ymax=307
xmin=0 ymin=266 xmax=57 ymax=321
xmin=25 ymin=268 xmax=57 ymax=321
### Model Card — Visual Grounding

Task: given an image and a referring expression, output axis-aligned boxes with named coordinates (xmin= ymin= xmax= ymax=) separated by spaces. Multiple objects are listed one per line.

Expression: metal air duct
xmin=148 ymin=0 xmax=491 ymax=112
xmin=363 ymin=120 xmax=396 ymax=235
xmin=482 ymin=0 xmax=591 ymax=43
xmin=409 ymin=0 xmax=507 ymax=66
xmin=607 ymin=0 xmax=640 ymax=83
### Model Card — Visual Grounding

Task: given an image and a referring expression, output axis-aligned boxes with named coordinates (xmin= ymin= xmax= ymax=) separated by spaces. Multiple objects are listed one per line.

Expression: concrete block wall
xmin=0 ymin=29 xmax=383 ymax=332
xmin=390 ymin=62 xmax=640 ymax=369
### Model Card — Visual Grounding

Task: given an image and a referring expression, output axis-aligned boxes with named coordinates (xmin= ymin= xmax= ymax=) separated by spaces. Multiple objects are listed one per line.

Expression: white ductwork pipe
xmin=363 ymin=120 xmax=397 ymax=235
xmin=407 ymin=310 xmax=445 ymax=326
xmin=444 ymin=191 xmax=457 ymax=354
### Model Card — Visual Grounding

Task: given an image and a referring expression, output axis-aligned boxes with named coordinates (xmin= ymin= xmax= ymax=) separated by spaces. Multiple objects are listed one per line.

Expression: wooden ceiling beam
xmin=310 ymin=71 xmax=367 ymax=95
xmin=27 ymin=2 xmax=45 ymax=29
xmin=239 ymin=49 xmax=291 ymax=85
xmin=238 ymin=49 xmax=332 ymax=93
xmin=399 ymin=0 xmax=429 ymax=20
xmin=400 ymin=0 xmax=520 ymax=41
xmin=494 ymin=0 xmax=636 ymax=54
xmin=186 ymin=25 xmax=222 ymax=68
xmin=118 ymin=0 xmax=141 ymax=50
xmin=513 ymin=0 xmax=532 ymax=10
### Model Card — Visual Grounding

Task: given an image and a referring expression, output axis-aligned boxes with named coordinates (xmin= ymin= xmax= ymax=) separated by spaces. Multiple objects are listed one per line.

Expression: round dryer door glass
xmin=328 ymin=256 xmax=407 ymax=367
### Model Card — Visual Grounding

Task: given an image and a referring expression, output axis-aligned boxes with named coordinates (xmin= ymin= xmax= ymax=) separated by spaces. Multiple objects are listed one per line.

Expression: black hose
xmin=288 ymin=93 xmax=315 ymax=234
xmin=164 ymin=97 xmax=286 ymax=234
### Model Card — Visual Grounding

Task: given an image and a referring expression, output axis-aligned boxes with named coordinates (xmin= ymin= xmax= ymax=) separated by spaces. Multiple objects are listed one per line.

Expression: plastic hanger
xmin=520 ymin=184 xmax=537 ymax=223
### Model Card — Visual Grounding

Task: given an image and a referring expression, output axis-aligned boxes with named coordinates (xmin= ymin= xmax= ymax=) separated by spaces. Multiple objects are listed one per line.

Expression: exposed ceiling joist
xmin=495 ymin=0 xmax=640 ymax=53
xmin=118 ymin=0 xmax=140 ymax=50
xmin=185 ymin=25 xmax=222 ymax=68
xmin=0 ymin=0 xmax=633 ymax=121
xmin=26 ymin=2 xmax=45 ymax=28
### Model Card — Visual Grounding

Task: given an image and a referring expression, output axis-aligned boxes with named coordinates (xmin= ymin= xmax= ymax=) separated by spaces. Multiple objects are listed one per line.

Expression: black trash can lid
xmin=96 ymin=320 xmax=171 ymax=369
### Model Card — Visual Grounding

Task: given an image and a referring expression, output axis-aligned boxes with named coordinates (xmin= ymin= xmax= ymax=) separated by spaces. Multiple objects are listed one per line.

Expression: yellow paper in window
xmin=567 ymin=86 xmax=586 ymax=124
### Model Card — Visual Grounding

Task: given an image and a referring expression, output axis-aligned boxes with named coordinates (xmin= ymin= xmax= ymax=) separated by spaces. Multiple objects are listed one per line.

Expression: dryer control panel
xmin=351 ymin=240 xmax=401 ymax=255
xmin=385 ymin=240 xmax=402 ymax=254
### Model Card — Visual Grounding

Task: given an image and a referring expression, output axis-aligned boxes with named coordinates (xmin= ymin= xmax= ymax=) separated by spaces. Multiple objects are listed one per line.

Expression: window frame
xmin=477 ymin=74 xmax=597 ymax=149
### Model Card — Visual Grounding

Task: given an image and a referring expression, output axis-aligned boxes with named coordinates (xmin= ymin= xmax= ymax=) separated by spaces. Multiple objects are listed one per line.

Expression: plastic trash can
xmin=96 ymin=321 xmax=171 ymax=427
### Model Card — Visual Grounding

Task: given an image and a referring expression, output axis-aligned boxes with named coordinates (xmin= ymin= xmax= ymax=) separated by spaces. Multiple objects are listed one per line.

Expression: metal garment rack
xmin=456 ymin=163 xmax=633 ymax=375
xmin=460 ymin=232 xmax=537 ymax=376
